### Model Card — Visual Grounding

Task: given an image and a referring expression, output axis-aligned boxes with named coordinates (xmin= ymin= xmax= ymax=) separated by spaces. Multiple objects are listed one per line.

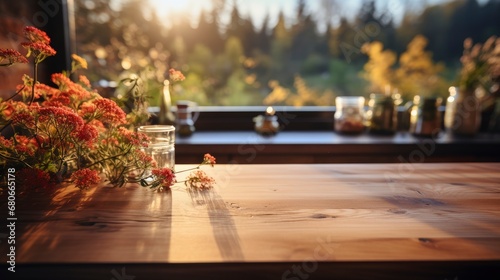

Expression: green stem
xmin=174 ymin=165 xmax=201 ymax=174
xmin=86 ymin=146 xmax=133 ymax=169
xmin=29 ymin=62 xmax=38 ymax=105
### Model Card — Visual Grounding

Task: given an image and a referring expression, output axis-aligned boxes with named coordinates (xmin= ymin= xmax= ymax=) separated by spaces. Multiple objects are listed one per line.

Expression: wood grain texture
xmin=1 ymin=163 xmax=499 ymax=278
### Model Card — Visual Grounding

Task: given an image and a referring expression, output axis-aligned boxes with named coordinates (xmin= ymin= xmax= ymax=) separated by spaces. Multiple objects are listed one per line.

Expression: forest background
xmin=73 ymin=0 xmax=500 ymax=106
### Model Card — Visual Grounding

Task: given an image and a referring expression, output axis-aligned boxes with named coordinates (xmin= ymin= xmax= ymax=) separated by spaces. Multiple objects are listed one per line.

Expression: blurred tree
xmin=194 ymin=9 xmax=224 ymax=54
xmin=394 ymin=35 xmax=446 ymax=99
xmin=226 ymin=1 xmax=244 ymax=41
xmin=329 ymin=17 xmax=354 ymax=59
xmin=70 ymin=0 xmax=499 ymax=106
xmin=270 ymin=12 xmax=292 ymax=82
xmin=415 ymin=4 xmax=448 ymax=63
xmin=257 ymin=13 xmax=271 ymax=54
xmin=361 ymin=40 xmax=397 ymax=93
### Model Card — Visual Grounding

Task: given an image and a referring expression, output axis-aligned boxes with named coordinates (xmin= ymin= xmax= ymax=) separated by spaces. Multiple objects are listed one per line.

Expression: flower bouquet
xmin=0 ymin=26 xmax=215 ymax=191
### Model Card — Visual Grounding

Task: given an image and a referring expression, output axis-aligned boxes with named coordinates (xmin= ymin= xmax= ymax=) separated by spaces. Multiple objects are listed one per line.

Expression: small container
xmin=254 ymin=106 xmax=280 ymax=136
xmin=137 ymin=125 xmax=175 ymax=170
xmin=444 ymin=86 xmax=481 ymax=136
xmin=365 ymin=93 xmax=400 ymax=134
xmin=175 ymin=100 xmax=199 ymax=137
xmin=409 ymin=96 xmax=442 ymax=137
xmin=334 ymin=96 xmax=365 ymax=134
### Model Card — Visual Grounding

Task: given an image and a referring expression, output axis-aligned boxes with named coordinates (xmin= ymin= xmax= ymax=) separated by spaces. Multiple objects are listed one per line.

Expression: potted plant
xmin=445 ymin=36 xmax=499 ymax=136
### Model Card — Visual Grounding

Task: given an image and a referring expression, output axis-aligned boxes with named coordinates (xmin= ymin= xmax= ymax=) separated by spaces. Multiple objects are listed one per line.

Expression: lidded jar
xmin=409 ymin=95 xmax=442 ymax=137
xmin=365 ymin=93 xmax=401 ymax=134
xmin=334 ymin=96 xmax=365 ymax=134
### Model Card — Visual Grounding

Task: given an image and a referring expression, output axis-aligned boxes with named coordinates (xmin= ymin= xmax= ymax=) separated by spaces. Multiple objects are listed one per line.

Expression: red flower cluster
xmin=135 ymin=149 xmax=156 ymax=167
xmin=21 ymin=42 xmax=56 ymax=57
xmin=75 ymin=123 xmax=99 ymax=144
xmin=203 ymin=153 xmax=216 ymax=167
xmin=70 ymin=168 xmax=101 ymax=189
xmin=17 ymin=168 xmax=51 ymax=190
xmin=0 ymin=49 xmax=28 ymax=65
xmin=118 ymin=127 xmax=149 ymax=147
xmin=13 ymin=135 xmax=38 ymax=156
xmin=1 ymin=26 xmax=215 ymax=192
xmin=152 ymin=168 xmax=176 ymax=189
xmin=20 ymin=26 xmax=56 ymax=63
xmin=24 ymin=26 xmax=50 ymax=44
xmin=93 ymin=98 xmax=127 ymax=125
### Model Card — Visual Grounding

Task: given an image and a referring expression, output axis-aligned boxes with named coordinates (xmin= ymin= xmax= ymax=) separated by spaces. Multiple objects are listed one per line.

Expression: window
xmin=72 ymin=0 xmax=500 ymax=108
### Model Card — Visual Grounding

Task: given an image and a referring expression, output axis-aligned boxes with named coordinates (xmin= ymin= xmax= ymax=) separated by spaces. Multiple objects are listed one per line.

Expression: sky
xmin=146 ymin=0 xmax=464 ymax=30
xmin=148 ymin=0 xmax=488 ymax=31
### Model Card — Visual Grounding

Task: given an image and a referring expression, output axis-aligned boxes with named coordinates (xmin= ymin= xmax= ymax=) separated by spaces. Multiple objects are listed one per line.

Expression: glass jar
xmin=334 ymin=96 xmax=365 ymax=134
xmin=409 ymin=96 xmax=442 ymax=137
xmin=137 ymin=125 xmax=176 ymax=171
xmin=444 ymin=86 xmax=481 ymax=136
xmin=365 ymin=93 xmax=401 ymax=134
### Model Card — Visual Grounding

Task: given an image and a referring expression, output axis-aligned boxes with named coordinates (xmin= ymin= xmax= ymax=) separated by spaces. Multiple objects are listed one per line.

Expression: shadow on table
xmin=0 ymin=183 xmax=173 ymax=263
xmin=188 ymin=188 xmax=244 ymax=261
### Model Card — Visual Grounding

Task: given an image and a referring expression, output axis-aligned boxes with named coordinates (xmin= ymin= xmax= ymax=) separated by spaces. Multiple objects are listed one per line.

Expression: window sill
xmin=176 ymin=131 xmax=500 ymax=164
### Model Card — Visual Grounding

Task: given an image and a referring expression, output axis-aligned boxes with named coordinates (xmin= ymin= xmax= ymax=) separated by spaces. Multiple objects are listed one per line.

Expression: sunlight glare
xmin=148 ymin=0 xmax=209 ymax=17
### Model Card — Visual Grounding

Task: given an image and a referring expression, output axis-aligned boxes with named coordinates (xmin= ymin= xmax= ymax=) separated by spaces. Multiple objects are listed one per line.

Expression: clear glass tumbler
xmin=137 ymin=125 xmax=176 ymax=170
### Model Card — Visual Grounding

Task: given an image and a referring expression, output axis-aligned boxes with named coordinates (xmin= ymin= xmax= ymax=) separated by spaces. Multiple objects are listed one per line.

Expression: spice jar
xmin=409 ymin=95 xmax=442 ymax=137
xmin=365 ymin=93 xmax=401 ymax=134
xmin=334 ymin=96 xmax=365 ymax=134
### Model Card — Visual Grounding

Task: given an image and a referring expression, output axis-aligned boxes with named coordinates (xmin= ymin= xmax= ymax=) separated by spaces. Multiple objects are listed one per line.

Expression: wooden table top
xmin=1 ymin=163 xmax=500 ymax=279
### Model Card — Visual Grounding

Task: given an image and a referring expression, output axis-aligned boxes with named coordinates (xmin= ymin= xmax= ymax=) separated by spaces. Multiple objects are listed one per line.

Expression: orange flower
xmin=203 ymin=153 xmax=216 ymax=167
xmin=72 ymin=54 xmax=88 ymax=69
xmin=185 ymin=170 xmax=216 ymax=190
xmin=168 ymin=68 xmax=185 ymax=82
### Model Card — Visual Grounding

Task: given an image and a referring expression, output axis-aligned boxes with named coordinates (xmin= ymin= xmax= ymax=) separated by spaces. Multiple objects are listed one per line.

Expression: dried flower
xmin=185 ymin=170 xmax=216 ymax=190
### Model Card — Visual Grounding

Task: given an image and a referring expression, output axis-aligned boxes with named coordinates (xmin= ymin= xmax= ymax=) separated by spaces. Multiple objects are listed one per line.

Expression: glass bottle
xmin=158 ymin=80 xmax=175 ymax=125
xmin=409 ymin=95 xmax=442 ymax=137
xmin=334 ymin=96 xmax=365 ymax=134
xmin=365 ymin=93 xmax=401 ymax=134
